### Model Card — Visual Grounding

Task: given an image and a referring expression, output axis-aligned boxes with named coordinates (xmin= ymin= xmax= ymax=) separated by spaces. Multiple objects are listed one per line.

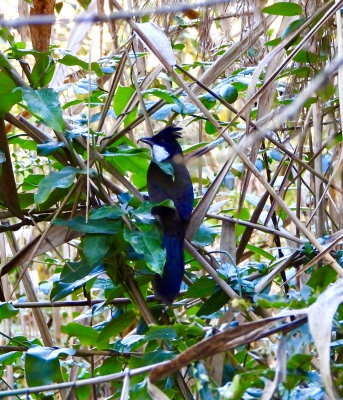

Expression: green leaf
xmin=89 ymin=205 xmax=127 ymax=220
xmin=83 ymin=234 xmax=112 ymax=267
xmin=53 ymin=216 xmax=122 ymax=235
xmin=262 ymin=2 xmax=302 ymax=16
xmin=186 ymin=276 xmax=216 ymax=298
xmin=0 ymin=351 xmax=22 ymax=365
xmin=281 ymin=18 xmax=306 ymax=40
xmin=20 ymin=87 xmax=66 ymax=132
xmin=50 ymin=262 xmax=105 ymax=301
xmin=62 ymin=322 xmax=99 ymax=345
xmin=35 ymin=166 xmax=88 ymax=204
xmin=154 ymin=161 xmax=174 ymax=179
xmin=58 ymin=54 xmax=103 ymax=76
xmin=143 ymin=88 xmax=186 ymax=112
xmin=144 ymin=325 xmax=178 ymax=341
xmin=37 ymin=140 xmax=65 ymax=156
xmin=113 ymin=85 xmax=135 ymax=117
xmin=246 ymin=244 xmax=275 ymax=261
xmin=0 ymin=71 xmax=22 ymax=116
xmin=0 ymin=27 xmax=15 ymax=45
xmin=290 ymin=50 xmax=319 ymax=63
xmin=77 ymin=0 xmax=92 ymax=10
xmin=124 ymin=226 xmax=166 ymax=274
xmin=31 ymin=55 xmax=55 ymax=88
xmin=264 ymin=38 xmax=282 ymax=47
xmin=97 ymin=311 xmax=136 ymax=342
xmin=196 ymin=289 xmax=229 ymax=317
xmin=0 ymin=302 xmax=19 ymax=322
xmin=193 ymin=224 xmax=216 ymax=246
xmin=307 ymin=265 xmax=337 ymax=289
xmin=25 ymin=346 xmax=75 ymax=387
xmin=255 ymin=294 xmax=288 ymax=308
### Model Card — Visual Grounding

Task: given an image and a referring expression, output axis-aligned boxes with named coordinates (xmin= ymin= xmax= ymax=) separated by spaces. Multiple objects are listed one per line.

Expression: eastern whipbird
xmin=139 ymin=126 xmax=194 ymax=305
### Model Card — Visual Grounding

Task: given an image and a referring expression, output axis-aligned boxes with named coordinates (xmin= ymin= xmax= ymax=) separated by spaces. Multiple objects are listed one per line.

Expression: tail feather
xmin=151 ymin=205 xmax=186 ymax=305
xmin=154 ymin=235 xmax=184 ymax=305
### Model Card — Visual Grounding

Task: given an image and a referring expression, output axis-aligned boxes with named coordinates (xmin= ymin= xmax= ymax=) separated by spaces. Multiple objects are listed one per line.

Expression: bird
xmin=139 ymin=126 xmax=194 ymax=305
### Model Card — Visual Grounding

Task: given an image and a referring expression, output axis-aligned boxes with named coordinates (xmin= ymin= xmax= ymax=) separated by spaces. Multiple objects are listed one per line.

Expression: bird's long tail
xmin=152 ymin=206 xmax=186 ymax=305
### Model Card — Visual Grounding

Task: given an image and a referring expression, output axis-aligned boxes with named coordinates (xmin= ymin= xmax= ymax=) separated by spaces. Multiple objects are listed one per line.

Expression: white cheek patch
xmin=152 ymin=145 xmax=170 ymax=162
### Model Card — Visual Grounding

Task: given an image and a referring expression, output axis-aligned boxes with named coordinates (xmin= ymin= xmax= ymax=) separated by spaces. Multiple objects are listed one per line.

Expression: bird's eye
xmin=160 ymin=139 xmax=165 ymax=143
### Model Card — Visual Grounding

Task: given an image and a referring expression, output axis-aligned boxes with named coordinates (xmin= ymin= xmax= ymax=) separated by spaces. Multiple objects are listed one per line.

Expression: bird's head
xmin=139 ymin=126 xmax=183 ymax=162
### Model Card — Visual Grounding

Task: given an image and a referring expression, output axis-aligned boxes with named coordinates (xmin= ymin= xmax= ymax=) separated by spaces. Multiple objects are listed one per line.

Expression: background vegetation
xmin=1 ymin=0 xmax=343 ymax=398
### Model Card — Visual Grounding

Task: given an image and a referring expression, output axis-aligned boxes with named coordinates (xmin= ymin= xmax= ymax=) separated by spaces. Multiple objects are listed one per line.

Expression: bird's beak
xmin=138 ymin=137 xmax=153 ymax=146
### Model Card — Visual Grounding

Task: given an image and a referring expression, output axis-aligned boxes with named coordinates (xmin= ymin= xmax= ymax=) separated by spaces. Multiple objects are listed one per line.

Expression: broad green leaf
xmin=77 ymin=0 xmax=92 ymax=10
xmin=0 ymin=71 xmax=22 ymax=116
xmin=37 ymin=140 xmax=65 ymax=156
xmin=196 ymin=289 xmax=229 ymax=317
xmin=143 ymin=88 xmax=186 ymax=112
xmin=97 ymin=357 xmax=122 ymax=376
xmin=58 ymin=54 xmax=102 ymax=76
xmin=97 ymin=311 xmax=136 ymax=342
xmin=255 ymin=294 xmax=288 ymax=308
xmin=281 ymin=18 xmax=306 ymax=40
xmin=62 ymin=322 xmax=99 ymax=345
xmin=307 ymin=265 xmax=337 ymax=289
xmin=0 ymin=302 xmax=19 ymax=322
xmin=113 ymin=85 xmax=135 ymax=116
xmin=124 ymin=226 xmax=166 ymax=274
xmin=35 ymin=166 xmax=88 ymax=204
xmin=50 ymin=262 xmax=105 ymax=301
xmin=186 ymin=276 xmax=216 ymax=298
xmin=154 ymin=161 xmax=174 ymax=179
xmin=31 ymin=55 xmax=55 ymax=88
xmin=83 ymin=234 xmax=112 ymax=267
xmin=144 ymin=325 xmax=178 ymax=341
xmin=0 ymin=351 xmax=22 ymax=365
xmin=25 ymin=346 xmax=75 ymax=387
xmin=262 ymin=2 xmax=302 ymax=16
xmin=53 ymin=216 xmax=122 ymax=234
xmin=193 ymin=224 xmax=216 ymax=246
xmin=0 ymin=27 xmax=15 ymax=45
xmin=20 ymin=87 xmax=66 ymax=132
xmin=246 ymin=244 xmax=275 ymax=261
xmin=291 ymin=50 xmax=319 ymax=63
xmin=89 ymin=205 xmax=127 ymax=219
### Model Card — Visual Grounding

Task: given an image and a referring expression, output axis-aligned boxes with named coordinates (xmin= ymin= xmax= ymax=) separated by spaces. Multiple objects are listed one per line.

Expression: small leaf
xmin=193 ymin=224 xmax=216 ymax=246
xmin=124 ymin=226 xmax=166 ymax=274
xmin=31 ymin=55 xmax=55 ymax=88
xmin=37 ymin=140 xmax=65 ymax=156
xmin=262 ymin=2 xmax=303 ymax=16
xmin=307 ymin=265 xmax=337 ymax=289
xmin=0 ymin=302 xmax=19 ymax=322
xmin=53 ymin=216 xmax=122 ymax=235
xmin=83 ymin=234 xmax=112 ymax=267
xmin=144 ymin=325 xmax=178 ymax=341
xmin=97 ymin=311 xmax=136 ymax=342
xmin=50 ymin=262 xmax=105 ymax=301
xmin=281 ymin=18 xmax=306 ymax=40
xmin=25 ymin=346 xmax=74 ymax=387
xmin=154 ymin=161 xmax=174 ymax=179
xmin=35 ymin=166 xmax=89 ymax=204
xmin=187 ymin=276 xmax=216 ymax=298
xmin=62 ymin=322 xmax=99 ymax=345
xmin=20 ymin=87 xmax=66 ymax=132
xmin=58 ymin=54 xmax=102 ymax=76
xmin=0 ymin=71 xmax=22 ymax=116
xmin=0 ymin=351 xmax=22 ymax=365
xmin=89 ymin=205 xmax=127 ymax=219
